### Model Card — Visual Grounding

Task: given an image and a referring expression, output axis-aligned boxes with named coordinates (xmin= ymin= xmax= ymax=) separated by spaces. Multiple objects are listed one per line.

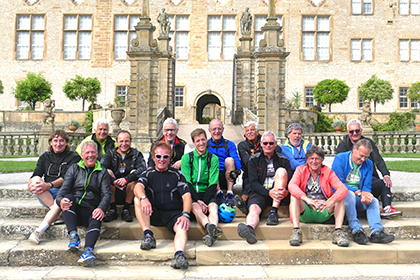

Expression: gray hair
xmin=209 ymin=119 xmax=223 ymax=129
xmin=286 ymin=123 xmax=303 ymax=135
xmin=355 ymin=138 xmax=372 ymax=152
xmin=93 ymin=118 xmax=110 ymax=131
xmin=347 ymin=119 xmax=362 ymax=131
xmin=262 ymin=131 xmax=276 ymax=140
xmin=244 ymin=121 xmax=259 ymax=131
xmin=163 ymin=117 xmax=178 ymax=129
xmin=80 ymin=140 xmax=98 ymax=154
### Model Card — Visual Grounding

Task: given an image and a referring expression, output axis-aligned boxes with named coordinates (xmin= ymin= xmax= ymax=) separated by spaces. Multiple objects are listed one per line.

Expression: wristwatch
xmin=49 ymin=182 xmax=54 ymax=189
xmin=140 ymin=195 xmax=147 ymax=201
xmin=357 ymin=191 xmax=362 ymax=197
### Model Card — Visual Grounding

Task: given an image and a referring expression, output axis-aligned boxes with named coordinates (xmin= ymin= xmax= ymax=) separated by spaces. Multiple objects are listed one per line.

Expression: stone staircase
xmin=1 ymin=183 xmax=420 ymax=267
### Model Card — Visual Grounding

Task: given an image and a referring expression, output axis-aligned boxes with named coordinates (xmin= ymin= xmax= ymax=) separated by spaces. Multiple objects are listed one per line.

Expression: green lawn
xmin=382 ymin=153 xmax=420 ymax=158
xmin=385 ymin=160 xmax=420 ymax=173
xmin=0 ymin=161 xmax=36 ymax=173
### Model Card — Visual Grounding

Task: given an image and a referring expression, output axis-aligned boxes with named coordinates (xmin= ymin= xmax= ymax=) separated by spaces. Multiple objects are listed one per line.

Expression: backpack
xmin=207 ymin=139 xmax=230 ymax=157
xmin=188 ymin=151 xmax=213 ymax=180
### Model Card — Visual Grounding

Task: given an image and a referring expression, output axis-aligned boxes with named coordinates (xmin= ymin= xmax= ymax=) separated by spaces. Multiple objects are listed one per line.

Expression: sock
xmin=335 ymin=228 xmax=342 ymax=231
xmin=110 ymin=202 xmax=117 ymax=210
xmin=205 ymin=223 xmax=210 ymax=232
xmin=270 ymin=207 xmax=278 ymax=212
xmin=36 ymin=220 xmax=50 ymax=235
xmin=144 ymin=229 xmax=153 ymax=237
xmin=123 ymin=202 xmax=131 ymax=210
xmin=175 ymin=250 xmax=184 ymax=257
xmin=294 ymin=227 xmax=300 ymax=230
xmin=227 ymin=190 xmax=233 ymax=195
xmin=70 ymin=230 xmax=77 ymax=236
xmin=217 ymin=190 xmax=223 ymax=195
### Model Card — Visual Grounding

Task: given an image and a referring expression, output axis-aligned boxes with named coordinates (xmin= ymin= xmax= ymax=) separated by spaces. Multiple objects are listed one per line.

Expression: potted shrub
xmin=416 ymin=121 xmax=420 ymax=131
xmin=332 ymin=120 xmax=345 ymax=132
xmin=68 ymin=120 xmax=80 ymax=132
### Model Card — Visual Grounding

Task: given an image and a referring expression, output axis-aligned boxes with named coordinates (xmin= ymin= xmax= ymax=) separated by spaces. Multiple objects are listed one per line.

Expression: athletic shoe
xmin=202 ymin=234 xmax=216 ymax=247
xmin=68 ymin=232 xmax=81 ymax=251
xmin=216 ymin=192 xmax=226 ymax=205
xmin=370 ymin=230 xmax=395 ymax=244
xmin=352 ymin=230 xmax=369 ymax=245
xmin=121 ymin=209 xmax=133 ymax=222
xmin=381 ymin=206 xmax=402 ymax=220
xmin=289 ymin=228 xmax=302 ymax=246
xmin=140 ymin=233 xmax=156 ymax=250
xmin=28 ymin=230 xmax=40 ymax=245
xmin=171 ymin=252 xmax=189 ymax=269
xmin=77 ymin=248 xmax=96 ymax=267
xmin=226 ymin=193 xmax=235 ymax=206
xmin=103 ymin=209 xmax=118 ymax=223
xmin=266 ymin=210 xmax=279 ymax=226
xmin=237 ymin=223 xmax=257 ymax=244
xmin=206 ymin=223 xmax=223 ymax=239
xmin=234 ymin=194 xmax=249 ymax=215
xmin=332 ymin=229 xmax=349 ymax=247
xmin=52 ymin=213 xmax=65 ymax=225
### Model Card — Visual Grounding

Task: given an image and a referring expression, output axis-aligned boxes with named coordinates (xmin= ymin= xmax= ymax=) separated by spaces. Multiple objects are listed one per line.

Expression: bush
xmin=310 ymin=112 xmax=335 ymax=132
xmin=313 ymin=79 xmax=350 ymax=112
xmin=201 ymin=117 xmax=212 ymax=124
xmin=372 ymin=111 xmax=415 ymax=131
xmin=83 ymin=110 xmax=93 ymax=133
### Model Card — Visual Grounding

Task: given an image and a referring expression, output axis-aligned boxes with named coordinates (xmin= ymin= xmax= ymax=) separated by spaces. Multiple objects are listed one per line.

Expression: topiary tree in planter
xmin=359 ymin=75 xmax=394 ymax=112
xmin=63 ymin=75 xmax=101 ymax=111
xmin=313 ymin=79 xmax=350 ymax=112
xmin=407 ymin=82 xmax=420 ymax=107
xmin=13 ymin=72 xmax=53 ymax=110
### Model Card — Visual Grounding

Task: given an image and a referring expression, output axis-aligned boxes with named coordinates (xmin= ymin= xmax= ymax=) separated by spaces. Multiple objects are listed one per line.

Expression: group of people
xmin=26 ymin=116 xmax=401 ymax=269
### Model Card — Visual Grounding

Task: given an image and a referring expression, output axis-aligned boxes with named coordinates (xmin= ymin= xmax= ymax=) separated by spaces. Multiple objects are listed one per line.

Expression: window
xmin=399 ymin=87 xmax=409 ymax=109
xmin=399 ymin=39 xmax=420 ymax=61
xmin=352 ymin=0 xmax=373 ymax=14
xmin=63 ymin=15 xmax=92 ymax=60
xmin=16 ymin=100 xmax=40 ymax=109
xmin=114 ymin=15 xmax=140 ymax=60
xmin=254 ymin=15 xmax=283 ymax=51
xmin=16 ymin=15 xmax=45 ymax=59
xmin=305 ymin=87 xmax=314 ymax=107
xmin=351 ymin=39 xmax=373 ymax=61
xmin=208 ymin=15 xmax=236 ymax=60
xmin=358 ymin=92 xmax=364 ymax=109
xmin=169 ymin=15 xmax=189 ymax=60
xmin=174 ymin=87 xmax=184 ymax=108
xmin=400 ymin=0 xmax=420 ymax=15
xmin=116 ymin=86 xmax=129 ymax=106
xmin=302 ymin=16 xmax=331 ymax=61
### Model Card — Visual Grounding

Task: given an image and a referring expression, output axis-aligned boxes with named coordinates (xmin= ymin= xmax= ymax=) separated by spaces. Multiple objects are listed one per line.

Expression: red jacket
xmin=288 ymin=165 xmax=348 ymax=201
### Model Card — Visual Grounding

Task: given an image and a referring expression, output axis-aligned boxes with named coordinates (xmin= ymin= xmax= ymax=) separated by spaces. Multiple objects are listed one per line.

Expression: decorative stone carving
xmin=25 ymin=0 xmax=39 ymax=5
xmin=123 ymin=0 xmax=136 ymax=5
xmin=111 ymin=108 xmax=125 ymax=133
xmin=71 ymin=0 xmax=84 ymax=4
xmin=42 ymin=99 xmax=55 ymax=125
xmin=157 ymin=8 xmax=170 ymax=36
xmin=170 ymin=0 xmax=184 ymax=5
xmin=240 ymin=8 xmax=252 ymax=36
xmin=308 ymin=0 xmax=326 ymax=7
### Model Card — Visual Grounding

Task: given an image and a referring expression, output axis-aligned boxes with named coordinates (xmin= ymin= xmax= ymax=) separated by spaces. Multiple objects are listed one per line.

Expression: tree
xmin=312 ymin=79 xmax=350 ymax=112
xmin=63 ymin=75 xmax=101 ymax=111
xmin=359 ymin=75 xmax=394 ymax=112
xmin=0 ymin=79 xmax=4 ymax=94
xmin=13 ymin=72 xmax=52 ymax=110
xmin=407 ymin=82 xmax=420 ymax=105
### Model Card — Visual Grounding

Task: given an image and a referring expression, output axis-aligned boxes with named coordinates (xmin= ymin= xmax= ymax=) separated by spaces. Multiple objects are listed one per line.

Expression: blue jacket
xmin=281 ymin=139 xmax=311 ymax=170
xmin=331 ymin=150 xmax=373 ymax=193
xmin=207 ymin=137 xmax=241 ymax=171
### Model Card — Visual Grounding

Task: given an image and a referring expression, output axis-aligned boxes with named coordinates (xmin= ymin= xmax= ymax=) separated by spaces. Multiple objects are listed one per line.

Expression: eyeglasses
xmin=288 ymin=123 xmax=303 ymax=130
xmin=262 ymin=142 xmax=275 ymax=146
xmin=163 ymin=129 xmax=176 ymax=133
xmin=210 ymin=127 xmax=223 ymax=131
xmin=155 ymin=154 xmax=170 ymax=159
xmin=349 ymin=129 xmax=361 ymax=135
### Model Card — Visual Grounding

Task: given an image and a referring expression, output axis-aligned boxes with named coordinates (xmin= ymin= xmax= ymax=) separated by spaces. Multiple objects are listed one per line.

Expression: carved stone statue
xmin=240 ymin=8 xmax=252 ymax=36
xmin=157 ymin=8 xmax=170 ymax=36
xmin=42 ymin=99 xmax=55 ymax=125
xmin=360 ymin=100 xmax=372 ymax=127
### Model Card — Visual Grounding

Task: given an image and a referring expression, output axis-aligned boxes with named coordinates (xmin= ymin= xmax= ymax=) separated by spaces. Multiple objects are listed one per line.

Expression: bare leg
xmin=208 ymin=202 xmax=219 ymax=227
xmin=224 ymin=158 xmax=235 ymax=192
xmin=173 ymin=222 xmax=188 ymax=252
xmin=246 ymin=204 xmax=262 ymax=229
xmin=191 ymin=202 xmax=209 ymax=228
xmin=126 ymin=181 xmax=136 ymax=204
xmin=134 ymin=197 xmax=151 ymax=230
xmin=289 ymin=196 xmax=305 ymax=228
xmin=271 ymin=168 xmax=288 ymax=208
xmin=332 ymin=200 xmax=343 ymax=229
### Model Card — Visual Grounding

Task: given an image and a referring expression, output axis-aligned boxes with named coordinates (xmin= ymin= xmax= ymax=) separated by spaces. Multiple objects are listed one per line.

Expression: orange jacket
xmin=288 ymin=164 xmax=348 ymax=201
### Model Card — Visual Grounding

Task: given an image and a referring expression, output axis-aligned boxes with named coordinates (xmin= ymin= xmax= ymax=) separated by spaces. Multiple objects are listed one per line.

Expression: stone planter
xmin=334 ymin=125 xmax=344 ymax=133
xmin=68 ymin=125 xmax=78 ymax=132
xmin=111 ymin=108 xmax=125 ymax=132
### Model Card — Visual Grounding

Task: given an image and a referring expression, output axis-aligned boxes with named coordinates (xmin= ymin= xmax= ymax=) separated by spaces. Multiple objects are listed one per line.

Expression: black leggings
xmin=371 ymin=176 xmax=392 ymax=207
xmin=62 ymin=194 xmax=102 ymax=249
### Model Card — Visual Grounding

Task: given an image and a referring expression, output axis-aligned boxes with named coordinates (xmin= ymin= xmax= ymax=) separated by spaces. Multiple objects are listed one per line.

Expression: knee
xmin=107 ymin=169 xmax=115 ymax=177
xmin=192 ymin=203 xmax=201 ymax=214
xmin=248 ymin=204 xmax=261 ymax=215
xmin=344 ymin=191 xmax=356 ymax=205
xmin=224 ymin=157 xmax=235 ymax=169
xmin=370 ymin=197 xmax=379 ymax=208
xmin=274 ymin=168 xmax=287 ymax=181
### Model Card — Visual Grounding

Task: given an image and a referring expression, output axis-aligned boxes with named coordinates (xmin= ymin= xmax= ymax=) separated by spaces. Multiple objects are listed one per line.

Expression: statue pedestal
xmin=238 ymin=36 xmax=253 ymax=54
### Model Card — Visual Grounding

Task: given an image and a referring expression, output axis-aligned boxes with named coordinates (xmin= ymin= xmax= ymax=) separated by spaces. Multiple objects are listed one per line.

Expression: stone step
xmin=1 ymin=238 xmax=420 ymax=267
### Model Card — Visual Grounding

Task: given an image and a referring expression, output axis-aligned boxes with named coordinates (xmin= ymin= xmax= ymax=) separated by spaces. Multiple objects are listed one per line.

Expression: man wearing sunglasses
xmin=134 ymin=141 xmax=192 ymax=269
xmin=237 ymin=131 xmax=292 ymax=244
xmin=336 ymin=119 xmax=402 ymax=219
xmin=147 ymin=118 xmax=191 ymax=170
xmin=281 ymin=123 xmax=311 ymax=171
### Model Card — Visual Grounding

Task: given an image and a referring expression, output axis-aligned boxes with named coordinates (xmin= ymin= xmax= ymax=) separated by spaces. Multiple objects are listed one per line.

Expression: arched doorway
xmin=193 ymin=90 xmax=226 ymax=124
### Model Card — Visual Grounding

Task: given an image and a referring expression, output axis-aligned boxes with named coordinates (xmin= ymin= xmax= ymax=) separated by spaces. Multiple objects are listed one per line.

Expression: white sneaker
xmin=28 ymin=230 xmax=40 ymax=245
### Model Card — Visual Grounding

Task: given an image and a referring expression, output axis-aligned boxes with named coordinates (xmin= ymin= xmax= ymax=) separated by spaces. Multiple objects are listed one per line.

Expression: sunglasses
xmin=155 ymin=154 xmax=170 ymax=159
xmin=262 ymin=142 xmax=275 ymax=146
xmin=349 ymin=129 xmax=361 ymax=135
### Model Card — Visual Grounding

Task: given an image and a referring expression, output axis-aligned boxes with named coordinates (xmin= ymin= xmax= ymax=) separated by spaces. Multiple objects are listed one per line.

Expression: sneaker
xmin=52 ymin=213 xmax=65 ymax=225
xmin=103 ymin=209 xmax=118 ymax=223
xmin=68 ymin=232 xmax=81 ymax=251
xmin=216 ymin=192 xmax=226 ymax=205
xmin=381 ymin=206 xmax=403 ymax=220
xmin=121 ymin=209 xmax=133 ymax=222
xmin=77 ymin=248 xmax=96 ymax=267
xmin=226 ymin=193 xmax=235 ymax=206
xmin=332 ymin=229 xmax=349 ymax=247
xmin=352 ymin=230 xmax=369 ymax=245
xmin=234 ymin=194 xmax=249 ymax=215
xmin=370 ymin=230 xmax=395 ymax=244
xmin=140 ymin=233 xmax=156 ymax=250
xmin=289 ymin=228 xmax=303 ymax=246
xmin=202 ymin=234 xmax=216 ymax=247
xmin=206 ymin=223 xmax=223 ymax=239
xmin=237 ymin=223 xmax=257 ymax=244
xmin=28 ymin=230 xmax=40 ymax=245
xmin=171 ymin=252 xmax=189 ymax=269
xmin=266 ymin=210 xmax=279 ymax=226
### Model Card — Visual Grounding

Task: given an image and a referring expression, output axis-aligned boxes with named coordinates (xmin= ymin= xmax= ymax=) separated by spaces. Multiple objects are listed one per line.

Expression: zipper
xmin=195 ymin=155 xmax=201 ymax=193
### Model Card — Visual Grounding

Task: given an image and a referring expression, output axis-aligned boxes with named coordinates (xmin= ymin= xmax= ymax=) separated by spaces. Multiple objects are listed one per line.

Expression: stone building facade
xmin=0 ymin=0 xmax=419 ymax=125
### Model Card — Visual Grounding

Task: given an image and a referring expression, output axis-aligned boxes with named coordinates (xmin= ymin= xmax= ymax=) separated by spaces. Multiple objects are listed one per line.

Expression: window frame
xmin=399 ymin=0 xmax=420 ymax=15
xmin=15 ymin=14 xmax=46 ymax=60
xmin=207 ymin=15 xmax=237 ymax=61
xmin=15 ymin=99 xmax=41 ymax=109
xmin=351 ymin=0 xmax=374 ymax=15
xmin=399 ymin=87 xmax=410 ymax=109
xmin=304 ymin=86 xmax=315 ymax=108
xmin=301 ymin=15 xmax=332 ymax=62
xmin=174 ymin=86 xmax=185 ymax=108
xmin=253 ymin=15 xmax=283 ymax=51
xmin=169 ymin=15 xmax=190 ymax=60
xmin=399 ymin=39 xmax=420 ymax=62
xmin=113 ymin=14 xmax=141 ymax=60
xmin=350 ymin=38 xmax=374 ymax=61
xmin=63 ymin=14 xmax=93 ymax=60
xmin=116 ymin=85 xmax=130 ymax=107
